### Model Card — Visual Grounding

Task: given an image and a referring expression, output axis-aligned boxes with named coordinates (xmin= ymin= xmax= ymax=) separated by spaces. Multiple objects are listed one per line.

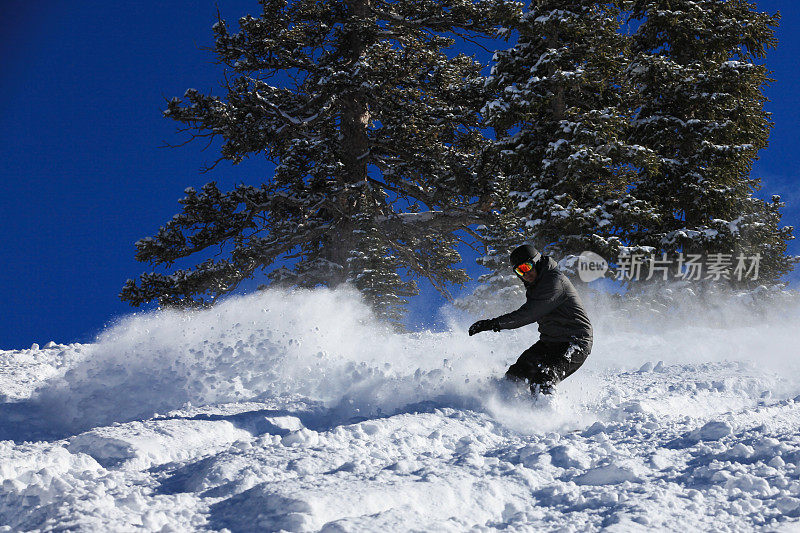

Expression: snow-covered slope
xmin=1 ymin=286 xmax=800 ymax=531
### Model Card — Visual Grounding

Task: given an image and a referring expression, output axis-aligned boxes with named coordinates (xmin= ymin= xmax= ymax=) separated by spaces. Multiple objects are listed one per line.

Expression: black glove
xmin=468 ymin=318 xmax=501 ymax=336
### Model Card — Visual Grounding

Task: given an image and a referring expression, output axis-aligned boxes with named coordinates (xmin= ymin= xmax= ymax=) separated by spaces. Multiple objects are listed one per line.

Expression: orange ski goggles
xmin=514 ymin=261 xmax=534 ymax=277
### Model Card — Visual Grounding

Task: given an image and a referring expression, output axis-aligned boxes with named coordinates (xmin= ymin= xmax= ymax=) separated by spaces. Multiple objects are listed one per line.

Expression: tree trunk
xmin=330 ymin=0 xmax=372 ymax=285
xmin=546 ymin=28 xmax=567 ymax=183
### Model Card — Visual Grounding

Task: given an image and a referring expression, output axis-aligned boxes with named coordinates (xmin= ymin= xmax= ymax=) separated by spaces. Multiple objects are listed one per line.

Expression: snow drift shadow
xmin=0 ymin=401 xmax=69 ymax=442
xmin=33 ymin=283 xmax=800 ymax=435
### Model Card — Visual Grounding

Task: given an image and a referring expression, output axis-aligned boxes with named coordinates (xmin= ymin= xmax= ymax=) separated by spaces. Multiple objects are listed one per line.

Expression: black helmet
xmin=509 ymin=244 xmax=541 ymax=268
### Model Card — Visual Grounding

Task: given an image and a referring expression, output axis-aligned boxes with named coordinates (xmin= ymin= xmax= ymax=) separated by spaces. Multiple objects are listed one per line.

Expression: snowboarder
xmin=468 ymin=244 xmax=593 ymax=395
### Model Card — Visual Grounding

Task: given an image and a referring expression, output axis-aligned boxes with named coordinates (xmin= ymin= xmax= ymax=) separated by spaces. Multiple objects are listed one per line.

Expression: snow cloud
xmin=33 ymin=283 xmax=800 ymax=436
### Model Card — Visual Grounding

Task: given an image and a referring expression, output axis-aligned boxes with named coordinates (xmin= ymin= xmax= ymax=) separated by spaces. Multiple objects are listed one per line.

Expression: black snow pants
xmin=505 ymin=340 xmax=589 ymax=395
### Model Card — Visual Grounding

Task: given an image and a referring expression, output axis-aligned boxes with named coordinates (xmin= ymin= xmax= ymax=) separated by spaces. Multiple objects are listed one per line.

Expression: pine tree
xmin=453 ymin=170 xmax=525 ymax=316
xmin=628 ymin=0 xmax=797 ymax=286
xmin=120 ymin=0 xmax=521 ymax=326
xmin=481 ymin=0 xmax=660 ymax=276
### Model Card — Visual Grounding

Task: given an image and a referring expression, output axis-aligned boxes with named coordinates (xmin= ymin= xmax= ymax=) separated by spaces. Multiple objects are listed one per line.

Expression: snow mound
xmin=67 ymin=418 xmax=252 ymax=469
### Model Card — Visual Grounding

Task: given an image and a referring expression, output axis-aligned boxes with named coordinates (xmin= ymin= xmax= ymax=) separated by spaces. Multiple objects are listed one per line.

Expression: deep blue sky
xmin=1 ymin=1 xmax=798 ymax=349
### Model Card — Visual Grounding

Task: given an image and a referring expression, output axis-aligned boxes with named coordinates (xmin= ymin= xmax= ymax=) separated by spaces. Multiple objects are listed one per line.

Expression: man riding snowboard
xmin=469 ymin=244 xmax=593 ymax=395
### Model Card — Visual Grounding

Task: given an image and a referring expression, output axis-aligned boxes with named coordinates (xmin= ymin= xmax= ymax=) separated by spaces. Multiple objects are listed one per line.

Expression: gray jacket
xmin=495 ymin=256 xmax=593 ymax=352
